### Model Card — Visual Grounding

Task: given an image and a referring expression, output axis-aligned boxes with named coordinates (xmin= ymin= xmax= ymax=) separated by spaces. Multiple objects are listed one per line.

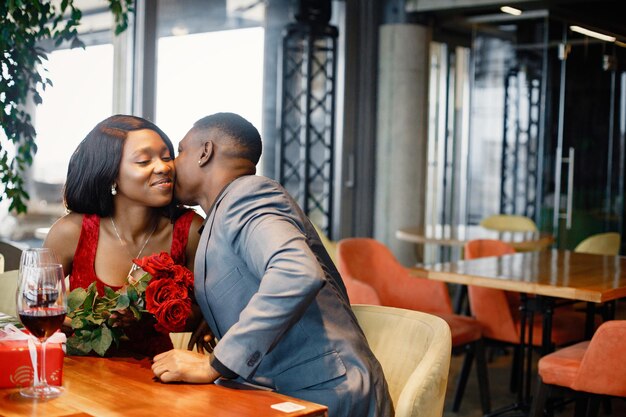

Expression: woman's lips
xmin=151 ymin=178 xmax=173 ymax=190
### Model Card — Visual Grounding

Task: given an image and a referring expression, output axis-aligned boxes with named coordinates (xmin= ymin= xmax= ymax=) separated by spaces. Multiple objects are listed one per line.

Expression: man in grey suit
xmin=151 ymin=113 xmax=392 ymax=417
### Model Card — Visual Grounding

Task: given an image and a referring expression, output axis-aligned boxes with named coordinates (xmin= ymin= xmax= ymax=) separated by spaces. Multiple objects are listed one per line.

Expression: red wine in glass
xmin=19 ymin=307 xmax=66 ymax=340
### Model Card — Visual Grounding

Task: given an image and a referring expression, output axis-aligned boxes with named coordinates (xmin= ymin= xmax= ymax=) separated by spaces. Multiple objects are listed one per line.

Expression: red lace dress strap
xmin=70 ymin=214 xmax=110 ymax=293
xmin=170 ymin=210 xmax=195 ymax=266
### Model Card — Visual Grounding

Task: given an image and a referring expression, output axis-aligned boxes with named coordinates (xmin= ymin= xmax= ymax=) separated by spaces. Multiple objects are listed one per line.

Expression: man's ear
xmin=198 ymin=141 xmax=213 ymax=167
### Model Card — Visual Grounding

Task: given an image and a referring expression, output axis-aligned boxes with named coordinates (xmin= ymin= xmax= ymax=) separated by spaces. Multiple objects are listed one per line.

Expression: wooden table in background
xmin=422 ymin=249 xmax=626 ymax=303
xmin=0 ymin=356 xmax=328 ymax=417
xmin=396 ymin=225 xmax=554 ymax=252
xmin=417 ymin=249 xmax=626 ymax=416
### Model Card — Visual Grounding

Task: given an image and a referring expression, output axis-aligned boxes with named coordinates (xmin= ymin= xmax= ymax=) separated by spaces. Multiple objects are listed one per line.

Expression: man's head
xmin=174 ymin=112 xmax=262 ymax=208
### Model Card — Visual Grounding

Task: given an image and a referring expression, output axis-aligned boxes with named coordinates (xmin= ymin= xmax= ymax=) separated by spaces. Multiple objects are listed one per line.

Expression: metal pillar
xmin=278 ymin=4 xmax=338 ymax=237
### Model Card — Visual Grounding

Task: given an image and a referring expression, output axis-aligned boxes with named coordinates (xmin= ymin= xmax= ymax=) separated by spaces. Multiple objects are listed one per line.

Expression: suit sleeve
xmin=211 ymin=181 xmax=326 ymax=379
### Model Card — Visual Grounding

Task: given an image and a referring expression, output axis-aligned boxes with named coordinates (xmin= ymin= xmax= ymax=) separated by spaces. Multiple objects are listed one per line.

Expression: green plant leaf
xmin=0 ymin=0 xmax=131 ymax=213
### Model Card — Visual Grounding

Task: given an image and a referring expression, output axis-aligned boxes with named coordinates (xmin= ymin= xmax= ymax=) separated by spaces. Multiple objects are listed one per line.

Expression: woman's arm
xmin=43 ymin=213 xmax=81 ymax=331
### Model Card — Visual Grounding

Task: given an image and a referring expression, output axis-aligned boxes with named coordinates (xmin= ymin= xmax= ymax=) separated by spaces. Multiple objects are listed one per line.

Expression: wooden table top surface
xmin=0 ymin=356 xmax=328 ymax=417
xmin=418 ymin=249 xmax=626 ymax=303
xmin=396 ymin=225 xmax=554 ymax=252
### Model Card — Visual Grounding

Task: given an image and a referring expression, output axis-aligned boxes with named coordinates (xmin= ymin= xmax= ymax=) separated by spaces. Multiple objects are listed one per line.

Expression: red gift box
xmin=0 ymin=331 xmax=65 ymax=388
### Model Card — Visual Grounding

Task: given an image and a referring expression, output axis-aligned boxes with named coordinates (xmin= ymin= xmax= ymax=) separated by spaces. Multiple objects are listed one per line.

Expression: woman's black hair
xmin=64 ymin=114 xmax=181 ymax=219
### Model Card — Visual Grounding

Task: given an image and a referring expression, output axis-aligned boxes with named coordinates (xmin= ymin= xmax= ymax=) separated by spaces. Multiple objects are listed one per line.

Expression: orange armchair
xmin=337 ymin=238 xmax=491 ymax=414
xmin=530 ymin=320 xmax=626 ymax=417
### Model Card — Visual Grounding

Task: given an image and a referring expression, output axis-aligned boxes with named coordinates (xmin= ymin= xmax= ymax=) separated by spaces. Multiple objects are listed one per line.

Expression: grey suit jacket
xmin=194 ymin=175 xmax=392 ymax=417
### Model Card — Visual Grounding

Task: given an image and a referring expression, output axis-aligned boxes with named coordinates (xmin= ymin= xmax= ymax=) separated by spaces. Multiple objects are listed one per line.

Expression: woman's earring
xmin=111 ymin=184 xmax=117 ymax=196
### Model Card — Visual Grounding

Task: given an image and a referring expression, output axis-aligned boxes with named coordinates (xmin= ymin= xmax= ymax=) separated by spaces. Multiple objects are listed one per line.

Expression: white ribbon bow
xmin=0 ymin=324 xmax=66 ymax=385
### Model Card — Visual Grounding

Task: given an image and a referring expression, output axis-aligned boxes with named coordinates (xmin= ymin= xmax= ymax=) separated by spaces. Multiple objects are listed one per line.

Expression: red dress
xmin=70 ymin=211 xmax=195 ymax=357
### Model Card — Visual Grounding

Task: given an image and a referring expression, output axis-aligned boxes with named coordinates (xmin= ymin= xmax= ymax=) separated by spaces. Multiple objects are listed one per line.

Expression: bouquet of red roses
xmin=67 ymin=252 xmax=194 ymax=356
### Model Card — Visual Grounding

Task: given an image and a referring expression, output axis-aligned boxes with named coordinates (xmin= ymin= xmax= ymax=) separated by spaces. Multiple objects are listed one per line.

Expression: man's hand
xmin=151 ymin=349 xmax=221 ymax=383
xmin=187 ymin=320 xmax=216 ymax=353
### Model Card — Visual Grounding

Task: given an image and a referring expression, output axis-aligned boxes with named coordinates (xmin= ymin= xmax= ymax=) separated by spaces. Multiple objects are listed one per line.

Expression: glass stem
xmin=39 ymin=339 xmax=49 ymax=388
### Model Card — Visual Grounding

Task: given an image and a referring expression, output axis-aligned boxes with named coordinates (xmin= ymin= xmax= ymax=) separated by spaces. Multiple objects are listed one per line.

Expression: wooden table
xmin=422 ymin=249 xmax=626 ymax=303
xmin=396 ymin=225 xmax=554 ymax=252
xmin=0 ymin=356 xmax=328 ymax=417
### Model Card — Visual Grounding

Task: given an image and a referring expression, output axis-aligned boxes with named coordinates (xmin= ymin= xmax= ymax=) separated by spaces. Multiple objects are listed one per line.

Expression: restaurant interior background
xmin=1 ymin=0 xmax=625 ymax=267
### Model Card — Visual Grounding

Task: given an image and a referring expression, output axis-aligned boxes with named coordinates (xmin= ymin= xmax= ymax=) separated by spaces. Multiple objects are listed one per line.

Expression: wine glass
xmin=16 ymin=248 xmax=62 ymax=315
xmin=19 ymin=247 xmax=59 ymax=270
xmin=16 ymin=263 xmax=67 ymax=399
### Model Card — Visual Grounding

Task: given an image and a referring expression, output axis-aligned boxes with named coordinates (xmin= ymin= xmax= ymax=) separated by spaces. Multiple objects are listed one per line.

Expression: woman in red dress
xmin=44 ymin=115 xmax=205 ymax=356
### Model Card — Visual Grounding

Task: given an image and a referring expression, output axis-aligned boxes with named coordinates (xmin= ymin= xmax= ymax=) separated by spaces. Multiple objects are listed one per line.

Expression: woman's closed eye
xmin=136 ymin=155 xmax=172 ymax=165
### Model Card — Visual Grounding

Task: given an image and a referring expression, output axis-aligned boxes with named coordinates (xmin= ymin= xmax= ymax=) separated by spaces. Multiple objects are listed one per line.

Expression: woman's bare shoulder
xmin=44 ymin=213 xmax=83 ymax=246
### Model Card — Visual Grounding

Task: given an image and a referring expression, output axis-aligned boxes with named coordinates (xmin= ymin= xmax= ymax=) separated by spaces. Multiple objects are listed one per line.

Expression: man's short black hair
xmin=193 ymin=112 xmax=262 ymax=165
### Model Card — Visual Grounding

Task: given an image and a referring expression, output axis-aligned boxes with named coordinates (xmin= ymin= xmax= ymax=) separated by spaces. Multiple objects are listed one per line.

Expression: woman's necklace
xmin=110 ymin=217 xmax=158 ymax=279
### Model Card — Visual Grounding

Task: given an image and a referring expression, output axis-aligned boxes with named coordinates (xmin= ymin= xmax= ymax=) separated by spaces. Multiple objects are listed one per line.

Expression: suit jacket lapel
xmin=194 ymin=180 xmax=240 ymax=338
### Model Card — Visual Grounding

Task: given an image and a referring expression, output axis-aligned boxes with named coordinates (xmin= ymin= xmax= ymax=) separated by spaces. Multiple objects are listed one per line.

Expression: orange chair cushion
xmin=344 ymin=276 xmax=382 ymax=305
xmin=436 ymin=313 xmax=482 ymax=347
xmin=538 ymin=341 xmax=589 ymax=388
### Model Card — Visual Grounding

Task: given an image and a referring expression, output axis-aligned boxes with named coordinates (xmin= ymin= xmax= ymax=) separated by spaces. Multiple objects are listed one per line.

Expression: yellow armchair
xmin=352 ymin=304 xmax=451 ymax=417
xmin=574 ymin=232 xmax=621 ymax=255
xmin=480 ymin=214 xmax=538 ymax=232
xmin=0 ymin=270 xmax=18 ymax=315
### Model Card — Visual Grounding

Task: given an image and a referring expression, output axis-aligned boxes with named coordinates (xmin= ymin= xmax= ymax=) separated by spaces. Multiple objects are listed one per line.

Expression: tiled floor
xmin=442 ymin=301 xmax=626 ymax=417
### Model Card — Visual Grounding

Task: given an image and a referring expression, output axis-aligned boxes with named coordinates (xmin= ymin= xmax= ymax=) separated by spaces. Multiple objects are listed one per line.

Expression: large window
xmin=155 ymin=0 xmax=266 ymax=173
xmin=34 ymin=44 xmax=114 ymax=185
xmin=156 ymin=27 xmax=264 ymax=150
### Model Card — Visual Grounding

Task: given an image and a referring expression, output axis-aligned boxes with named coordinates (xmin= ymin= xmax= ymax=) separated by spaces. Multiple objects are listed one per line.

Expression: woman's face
xmin=115 ymin=129 xmax=175 ymax=208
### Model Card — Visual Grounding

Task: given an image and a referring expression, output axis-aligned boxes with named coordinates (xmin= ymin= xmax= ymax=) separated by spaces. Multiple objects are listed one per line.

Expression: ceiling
xmin=409 ymin=0 xmax=626 ymax=42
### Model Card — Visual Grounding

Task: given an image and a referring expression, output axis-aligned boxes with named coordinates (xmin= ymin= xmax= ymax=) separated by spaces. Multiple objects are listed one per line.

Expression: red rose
xmin=145 ymin=279 xmax=189 ymax=314
xmin=134 ymin=252 xmax=175 ymax=278
xmin=153 ymin=298 xmax=192 ymax=333
xmin=172 ymin=264 xmax=194 ymax=289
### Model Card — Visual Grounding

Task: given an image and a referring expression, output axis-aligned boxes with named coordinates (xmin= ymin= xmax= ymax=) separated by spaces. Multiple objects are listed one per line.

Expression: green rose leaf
xmin=129 ymin=305 xmax=141 ymax=320
xmin=127 ymin=286 xmax=138 ymax=303
xmin=67 ymin=287 xmax=88 ymax=311
xmin=91 ymin=326 xmax=113 ymax=357
xmin=71 ymin=316 xmax=85 ymax=329
xmin=115 ymin=294 xmax=130 ymax=310
xmin=66 ymin=333 xmax=93 ymax=356
xmin=104 ymin=286 xmax=117 ymax=299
